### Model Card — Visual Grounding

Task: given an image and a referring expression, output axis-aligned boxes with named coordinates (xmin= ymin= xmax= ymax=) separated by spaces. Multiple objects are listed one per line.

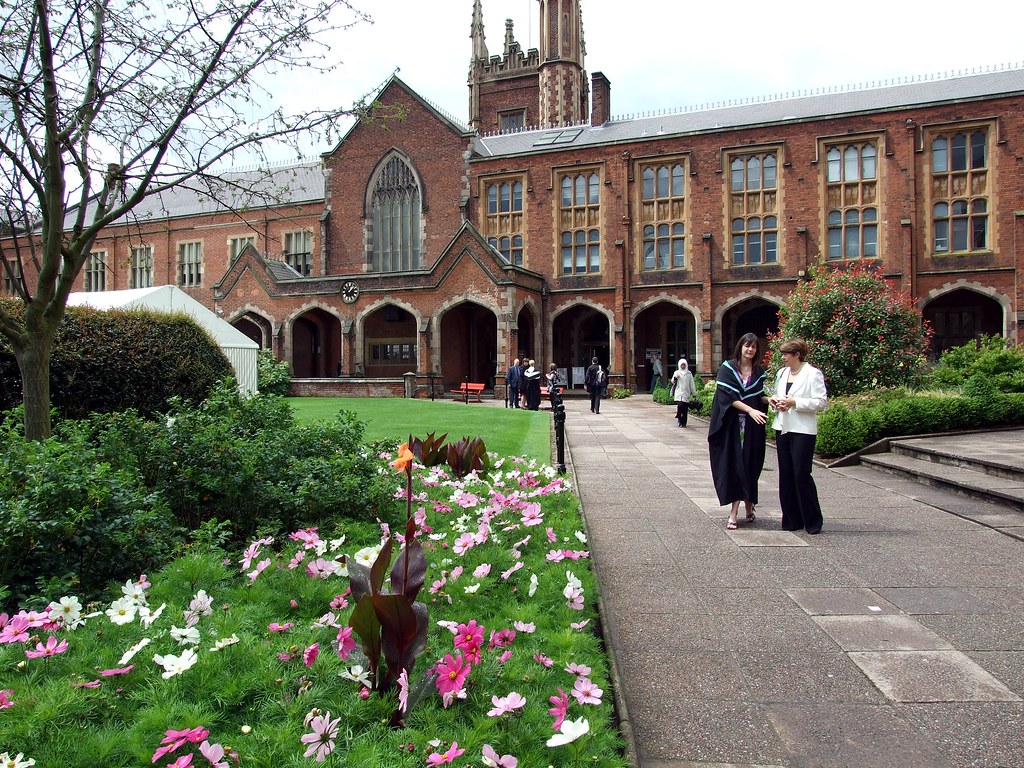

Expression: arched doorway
xmin=439 ymin=302 xmax=498 ymax=390
xmin=722 ymin=299 xmax=779 ymax=364
xmin=233 ymin=314 xmax=272 ymax=349
xmin=923 ymin=289 xmax=1003 ymax=357
xmin=291 ymin=308 xmax=342 ymax=377
xmin=516 ymin=306 xmax=537 ymax=363
xmin=552 ymin=304 xmax=609 ymax=389
xmin=362 ymin=304 xmax=417 ymax=377
xmin=633 ymin=300 xmax=697 ymax=389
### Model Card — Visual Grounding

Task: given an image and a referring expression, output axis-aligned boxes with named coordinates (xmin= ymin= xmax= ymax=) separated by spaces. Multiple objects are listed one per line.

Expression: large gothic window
xmin=370 ymin=155 xmax=421 ymax=272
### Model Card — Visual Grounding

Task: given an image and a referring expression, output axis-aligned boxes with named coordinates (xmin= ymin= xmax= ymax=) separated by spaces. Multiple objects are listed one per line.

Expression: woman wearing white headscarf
xmin=669 ymin=358 xmax=698 ymax=427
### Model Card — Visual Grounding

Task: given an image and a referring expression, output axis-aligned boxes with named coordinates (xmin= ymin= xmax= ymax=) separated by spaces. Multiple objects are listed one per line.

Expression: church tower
xmin=537 ymin=0 xmax=588 ymax=128
xmin=468 ymin=0 xmax=588 ymax=133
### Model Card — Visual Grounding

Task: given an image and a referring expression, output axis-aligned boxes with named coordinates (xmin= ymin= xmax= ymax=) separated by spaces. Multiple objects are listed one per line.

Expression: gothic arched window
xmin=370 ymin=155 xmax=421 ymax=272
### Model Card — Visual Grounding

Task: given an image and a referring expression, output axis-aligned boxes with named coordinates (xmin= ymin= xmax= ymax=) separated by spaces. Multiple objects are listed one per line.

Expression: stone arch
xmin=512 ymin=297 xmax=541 ymax=366
xmin=630 ymin=293 xmax=704 ymax=378
xmin=550 ymin=299 xmax=613 ymax=374
xmin=714 ymin=289 xmax=785 ymax=367
xmin=228 ymin=305 xmax=277 ymax=350
xmin=435 ymin=295 xmax=501 ymax=390
xmin=284 ymin=301 xmax=347 ymax=378
xmin=922 ymin=280 xmax=1011 ymax=354
xmin=356 ymin=298 xmax=424 ymax=377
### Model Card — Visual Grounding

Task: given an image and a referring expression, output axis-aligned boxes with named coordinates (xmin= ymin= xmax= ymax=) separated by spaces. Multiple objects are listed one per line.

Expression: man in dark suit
xmin=506 ymin=358 xmax=522 ymax=408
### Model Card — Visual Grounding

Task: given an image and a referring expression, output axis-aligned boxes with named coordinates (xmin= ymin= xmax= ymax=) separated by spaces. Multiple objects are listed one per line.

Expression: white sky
xmin=265 ymin=0 xmax=1024 ymax=159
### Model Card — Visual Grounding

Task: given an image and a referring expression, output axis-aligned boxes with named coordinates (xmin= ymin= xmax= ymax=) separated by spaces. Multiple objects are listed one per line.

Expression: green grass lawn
xmin=287 ymin=397 xmax=554 ymax=462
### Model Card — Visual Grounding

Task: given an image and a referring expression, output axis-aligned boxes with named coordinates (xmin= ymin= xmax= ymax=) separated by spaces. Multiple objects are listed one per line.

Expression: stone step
xmin=860 ymin=451 xmax=1024 ymax=513
xmin=891 ymin=440 xmax=1024 ymax=483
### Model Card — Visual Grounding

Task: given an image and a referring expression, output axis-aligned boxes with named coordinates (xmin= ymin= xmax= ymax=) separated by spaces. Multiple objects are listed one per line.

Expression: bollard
xmin=552 ymin=390 xmax=566 ymax=474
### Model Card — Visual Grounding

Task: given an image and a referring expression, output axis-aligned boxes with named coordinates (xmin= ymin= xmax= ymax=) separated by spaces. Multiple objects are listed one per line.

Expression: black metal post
xmin=552 ymin=389 xmax=566 ymax=474
xmin=464 ymin=374 xmax=469 ymax=404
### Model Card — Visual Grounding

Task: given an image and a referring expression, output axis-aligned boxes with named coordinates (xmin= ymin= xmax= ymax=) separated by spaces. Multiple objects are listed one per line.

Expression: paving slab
xmin=848 ymin=650 xmax=1022 ymax=702
xmin=874 ymin=587 xmax=998 ymax=614
xmin=786 ymin=587 xmax=899 ymax=616
xmin=812 ymin=615 xmax=953 ymax=651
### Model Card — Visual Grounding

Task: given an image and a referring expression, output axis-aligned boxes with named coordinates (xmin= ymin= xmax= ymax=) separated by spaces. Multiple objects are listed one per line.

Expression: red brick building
xmin=20 ymin=0 xmax=1024 ymax=396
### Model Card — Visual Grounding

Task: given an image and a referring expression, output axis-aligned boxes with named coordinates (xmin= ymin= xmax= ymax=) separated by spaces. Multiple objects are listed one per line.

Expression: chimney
xmin=591 ymin=71 xmax=611 ymax=126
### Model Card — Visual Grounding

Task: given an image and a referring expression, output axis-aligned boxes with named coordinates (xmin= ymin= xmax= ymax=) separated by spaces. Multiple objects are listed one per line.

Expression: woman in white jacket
xmin=770 ymin=338 xmax=828 ymax=534
xmin=669 ymin=358 xmax=698 ymax=427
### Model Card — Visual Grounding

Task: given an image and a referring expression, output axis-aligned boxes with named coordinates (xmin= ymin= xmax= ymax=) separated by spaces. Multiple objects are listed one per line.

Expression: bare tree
xmin=0 ymin=0 xmax=370 ymax=439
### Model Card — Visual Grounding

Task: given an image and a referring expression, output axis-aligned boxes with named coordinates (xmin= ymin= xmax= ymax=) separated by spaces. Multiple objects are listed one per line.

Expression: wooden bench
xmin=450 ymin=382 xmax=486 ymax=402
xmin=540 ymin=386 xmax=564 ymax=397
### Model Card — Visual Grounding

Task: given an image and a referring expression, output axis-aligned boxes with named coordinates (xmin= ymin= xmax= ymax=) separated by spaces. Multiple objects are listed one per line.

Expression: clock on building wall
xmin=341 ymin=281 xmax=360 ymax=304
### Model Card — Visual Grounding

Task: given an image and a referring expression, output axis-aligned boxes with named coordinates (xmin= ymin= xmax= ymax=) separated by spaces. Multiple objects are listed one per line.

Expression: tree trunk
xmin=16 ymin=330 xmax=55 ymax=441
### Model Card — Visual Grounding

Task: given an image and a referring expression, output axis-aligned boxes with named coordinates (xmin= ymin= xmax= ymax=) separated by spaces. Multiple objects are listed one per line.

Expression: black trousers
xmin=589 ymin=387 xmax=601 ymax=413
xmin=675 ymin=401 xmax=688 ymax=426
xmin=776 ymin=432 xmax=823 ymax=533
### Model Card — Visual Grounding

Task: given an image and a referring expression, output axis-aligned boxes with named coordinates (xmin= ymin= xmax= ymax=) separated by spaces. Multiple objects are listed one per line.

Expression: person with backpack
xmin=585 ymin=356 xmax=606 ymax=414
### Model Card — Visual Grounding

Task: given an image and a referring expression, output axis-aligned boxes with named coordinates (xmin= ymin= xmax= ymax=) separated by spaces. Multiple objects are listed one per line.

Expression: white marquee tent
xmin=66 ymin=286 xmax=259 ymax=394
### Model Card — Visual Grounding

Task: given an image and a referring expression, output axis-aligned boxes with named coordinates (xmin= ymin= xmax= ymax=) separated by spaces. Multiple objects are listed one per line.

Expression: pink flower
xmin=267 ymin=622 xmax=294 ymax=633
xmin=426 ymin=741 xmax=465 ymax=765
xmin=358 ymin=686 xmax=370 ymax=700
xmin=25 ymin=635 xmax=68 ymax=658
xmin=198 ymin=741 xmax=229 ymax=768
xmin=572 ymin=677 xmax=603 ymax=705
xmin=335 ymin=627 xmax=356 ymax=660
xmin=486 ymin=691 xmax=526 ymax=716
xmin=487 ymin=628 xmax=516 ymax=650
xmin=306 ymin=558 xmax=339 ymax=579
xmin=152 ymin=727 xmax=209 ymax=764
xmin=300 ymin=710 xmax=340 ymax=762
xmin=500 ymin=562 xmax=524 ymax=580
xmin=100 ymin=664 xmax=136 ymax=676
xmin=546 ymin=527 xmax=557 ymax=542
xmin=397 ymin=668 xmax=410 ymax=714
xmin=72 ymin=679 xmax=101 ymax=688
xmin=0 ymin=689 xmax=13 ymax=709
xmin=482 ymin=744 xmax=519 ymax=768
xmin=520 ymin=503 xmax=543 ymax=526
xmin=330 ymin=593 xmax=349 ymax=611
xmin=565 ymin=662 xmax=592 ymax=676
xmin=453 ymin=620 xmax=484 ymax=657
xmin=472 ymin=563 xmax=491 ymax=579
xmin=452 ymin=533 xmax=476 ymax=555
xmin=497 ymin=649 xmax=513 ymax=664
xmin=534 ymin=653 xmax=553 ymax=667
xmin=546 ymin=549 xmax=566 ymax=562
xmin=548 ymin=688 xmax=569 ymax=730
xmin=571 ymin=619 xmax=591 ymax=631
xmin=246 ymin=558 xmax=271 ymax=582
xmin=167 ymin=754 xmax=194 ymax=768
xmin=303 ymin=643 xmax=320 ymax=667
xmin=565 ymin=586 xmax=584 ymax=611
xmin=0 ymin=615 xmax=31 ymax=643
xmin=513 ymin=621 xmax=535 ymax=633
xmin=434 ymin=653 xmax=471 ymax=697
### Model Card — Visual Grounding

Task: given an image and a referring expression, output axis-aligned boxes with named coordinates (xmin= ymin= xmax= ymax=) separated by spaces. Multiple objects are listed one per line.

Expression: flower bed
xmin=0 ymin=449 xmax=627 ymax=767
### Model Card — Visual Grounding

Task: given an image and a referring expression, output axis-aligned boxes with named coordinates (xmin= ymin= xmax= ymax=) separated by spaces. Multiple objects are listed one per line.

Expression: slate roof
xmin=474 ymin=65 xmax=1024 ymax=158
xmin=66 ymin=160 xmax=325 ymax=228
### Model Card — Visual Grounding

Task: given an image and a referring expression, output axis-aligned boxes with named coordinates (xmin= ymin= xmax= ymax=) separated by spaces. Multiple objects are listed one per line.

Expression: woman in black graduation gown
xmin=522 ymin=359 xmax=542 ymax=410
xmin=707 ymin=333 xmax=770 ymax=529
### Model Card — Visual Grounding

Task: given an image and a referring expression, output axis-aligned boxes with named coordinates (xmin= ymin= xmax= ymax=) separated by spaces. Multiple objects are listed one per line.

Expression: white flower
xmin=118 ymin=637 xmax=151 ymax=666
xmin=188 ymin=590 xmax=213 ymax=616
xmin=528 ymin=574 xmax=539 ymax=597
xmin=210 ymin=634 xmax=240 ymax=652
xmin=0 ymin=753 xmax=36 ymax=768
xmin=352 ymin=546 xmax=381 ymax=568
xmin=329 ymin=535 xmax=347 ymax=551
xmin=106 ymin=596 xmax=137 ymax=625
xmin=339 ymin=664 xmax=372 ymax=687
xmin=47 ymin=596 xmax=82 ymax=628
xmin=170 ymin=625 xmax=201 ymax=646
xmin=464 ymin=583 xmax=480 ymax=594
xmin=153 ymin=648 xmax=198 ymax=679
xmin=121 ymin=579 xmax=147 ymax=606
xmin=546 ymin=717 xmax=590 ymax=747
xmin=574 ymin=530 xmax=588 ymax=544
xmin=565 ymin=570 xmax=582 ymax=590
xmin=139 ymin=603 xmax=166 ymax=628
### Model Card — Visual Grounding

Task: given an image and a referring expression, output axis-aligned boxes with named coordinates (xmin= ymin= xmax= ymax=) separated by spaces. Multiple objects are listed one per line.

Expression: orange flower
xmin=391 ymin=443 xmax=415 ymax=473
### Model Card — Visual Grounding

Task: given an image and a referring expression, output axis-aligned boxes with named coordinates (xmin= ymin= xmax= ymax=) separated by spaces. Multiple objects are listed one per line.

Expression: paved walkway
xmin=561 ymin=395 xmax=1024 ymax=768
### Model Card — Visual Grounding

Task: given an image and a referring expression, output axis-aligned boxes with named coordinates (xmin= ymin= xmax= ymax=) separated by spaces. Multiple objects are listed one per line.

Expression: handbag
xmin=688 ymin=399 xmax=702 ymax=412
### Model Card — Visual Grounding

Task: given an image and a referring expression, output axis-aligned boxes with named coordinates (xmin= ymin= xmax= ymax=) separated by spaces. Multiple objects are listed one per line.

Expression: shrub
xmin=769 ymin=263 xmax=932 ymax=397
xmin=0 ymin=298 xmax=233 ymax=417
xmin=927 ymin=335 xmax=1024 ymax=393
xmin=256 ymin=349 xmax=291 ymax=395
xmin=652 ymin=383 xmax=673 ymax=404
xmin=609 ymin=386 xmax=631 ymax=399
xmin=814 ymin=404 xmax=867 ymax=457
xmin=0 ymin=414 xmax=182 ymax=607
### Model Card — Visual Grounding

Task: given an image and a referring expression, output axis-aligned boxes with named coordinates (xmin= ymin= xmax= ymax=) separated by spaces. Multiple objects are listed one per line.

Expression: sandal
xmin=745 ymin=507 xmax=756 ymax=524
xmin=726 ymin=520 xmax=738 ymax=530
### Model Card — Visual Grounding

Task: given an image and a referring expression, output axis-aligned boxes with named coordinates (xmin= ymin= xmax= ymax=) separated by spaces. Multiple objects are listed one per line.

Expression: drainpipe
xmin=905 ymin=119 xmax=918 ymax=301
xmin=620 ymin=150 xmax=633 ymax=388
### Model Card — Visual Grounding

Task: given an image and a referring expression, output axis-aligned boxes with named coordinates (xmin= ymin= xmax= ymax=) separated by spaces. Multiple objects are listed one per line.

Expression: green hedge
xmin=816 ymin=389 xmax=1024 ymax=457
xmin=0 ymin=298 xmax=233 ymax=418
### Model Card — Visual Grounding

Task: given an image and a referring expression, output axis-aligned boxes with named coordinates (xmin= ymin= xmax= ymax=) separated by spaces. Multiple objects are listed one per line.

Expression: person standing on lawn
xmin=523 ymin=359 xmax=542 ymax=411
xmin=506 ymin=358 xmax=522 ymax=408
